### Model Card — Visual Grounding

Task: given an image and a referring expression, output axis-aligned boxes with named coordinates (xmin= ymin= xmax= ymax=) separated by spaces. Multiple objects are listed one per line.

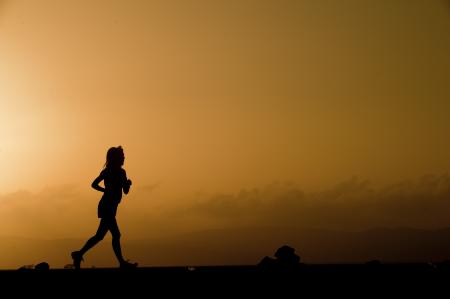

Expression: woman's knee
xmin=112 ymin=232 xmax=121 ymax=240
xmin=93 ymin=232 xmax=106 ymax=241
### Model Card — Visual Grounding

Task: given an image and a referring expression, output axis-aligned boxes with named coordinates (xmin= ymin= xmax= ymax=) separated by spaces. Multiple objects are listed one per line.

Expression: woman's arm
xmin=91 ymin=171 xmax=106 ymax=192
xmin=123 ymin=170 xmax=132 ymax=194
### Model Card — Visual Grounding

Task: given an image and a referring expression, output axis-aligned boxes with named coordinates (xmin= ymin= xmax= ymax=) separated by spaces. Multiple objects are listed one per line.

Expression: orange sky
xmin=0 ymin=0 xmax=450 ymax=267
xmin=1 ymin=0 xmax=449 ymax=194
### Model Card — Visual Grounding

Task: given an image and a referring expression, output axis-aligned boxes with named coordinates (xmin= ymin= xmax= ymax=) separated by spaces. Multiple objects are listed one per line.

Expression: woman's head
xmin=105 ymin=146 xmax=125 ymax=168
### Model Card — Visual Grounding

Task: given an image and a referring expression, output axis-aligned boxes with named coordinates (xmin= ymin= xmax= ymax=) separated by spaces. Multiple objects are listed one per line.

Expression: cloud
xmin=136 ymin=183 xmax=160 ymax=193
xmin=0 ymin=181 xmax=170 ymax=239
xmin=1 ymin=175 xmax=450 ymax=240
xmin=0 ymin=185 xmax=94 ymax=238
xmin=182 ymin=175 xmax=450 ymax=230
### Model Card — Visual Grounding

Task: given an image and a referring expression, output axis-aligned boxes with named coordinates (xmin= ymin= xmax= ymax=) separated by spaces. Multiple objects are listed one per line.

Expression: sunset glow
xmin=0 ymin=0 xmax=449 ymax=268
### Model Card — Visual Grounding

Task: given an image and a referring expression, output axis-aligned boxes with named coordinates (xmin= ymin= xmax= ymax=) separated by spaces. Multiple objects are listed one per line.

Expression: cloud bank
xmin=0 ymin=175 xmax=450 ymax=239
xmin=183 ymin=174 xmax=450 ymax=231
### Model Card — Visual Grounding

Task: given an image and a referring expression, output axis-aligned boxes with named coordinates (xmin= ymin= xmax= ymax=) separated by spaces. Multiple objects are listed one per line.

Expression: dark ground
xmin=2 ymin=263 xmax=450 ymax=297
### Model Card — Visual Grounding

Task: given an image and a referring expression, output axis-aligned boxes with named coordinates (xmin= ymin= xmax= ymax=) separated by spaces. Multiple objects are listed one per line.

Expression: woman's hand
xmin=124 ymin=179 xmax=132 ymax=194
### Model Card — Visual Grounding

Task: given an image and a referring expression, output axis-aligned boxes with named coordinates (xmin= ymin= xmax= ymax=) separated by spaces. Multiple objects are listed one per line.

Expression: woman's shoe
xmin=120 ymin=260 xmax=138 ymax=269
xmin=71 ymin=251 xmax=84 ymax=269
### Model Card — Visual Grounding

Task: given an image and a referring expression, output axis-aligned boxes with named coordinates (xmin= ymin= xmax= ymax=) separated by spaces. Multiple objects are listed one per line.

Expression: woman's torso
xmin=102 ymin=167 xmax=126 ymax=202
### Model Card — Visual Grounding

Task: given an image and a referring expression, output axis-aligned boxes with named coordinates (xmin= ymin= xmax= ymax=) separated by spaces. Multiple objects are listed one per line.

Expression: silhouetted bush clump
xmin=258 ymin=245 xmax=302 ymax=272
xmin=35 ymin=262 xmax=50 ymax=271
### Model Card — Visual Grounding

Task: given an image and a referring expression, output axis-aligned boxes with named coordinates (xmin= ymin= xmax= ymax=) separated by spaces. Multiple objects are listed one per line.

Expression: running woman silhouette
xmin=71 ymin=146 xmax=137 ymax=269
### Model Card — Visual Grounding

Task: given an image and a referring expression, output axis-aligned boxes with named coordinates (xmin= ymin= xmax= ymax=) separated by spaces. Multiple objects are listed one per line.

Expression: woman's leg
xmin=71 ymin=219 xmax=109 ymax=269
xmin=79 ymin=218 xmax=109 ymax=255
xmin=109 ymin=218 xmax=137 ymax=268
xmin=109 ymin=218 xmax=125 ymax=264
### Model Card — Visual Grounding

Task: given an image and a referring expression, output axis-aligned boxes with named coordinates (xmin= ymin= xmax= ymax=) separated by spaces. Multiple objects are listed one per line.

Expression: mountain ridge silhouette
xmin=1 ymin=226 xmax=450 ymax=269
